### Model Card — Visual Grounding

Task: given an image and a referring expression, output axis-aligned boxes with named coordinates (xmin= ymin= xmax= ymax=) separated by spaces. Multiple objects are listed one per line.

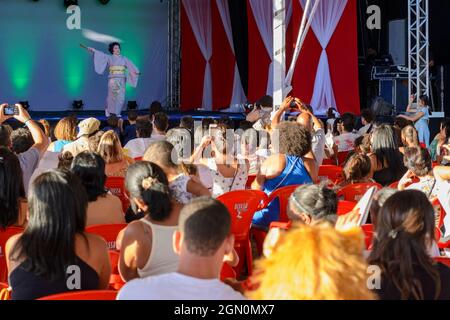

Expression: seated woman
xmin=97 ymin=130 xmax=134 ymax=177
xmin=191 ymin=124 xmax=249 ymax=198
xmin=71 ymin=152 xmax=125 ymax=226
xmin=48 ymin=117 xmax=77 ymax=153
xmin=117 ymin=162 xmax=182 ymax=282
xmin=368 ymin=190 xmax=450 ymax=300
xmin=288 ymin=184 xmax=338 ymax=225
xmin=339 ymin=154 xmax=374 ymax=188
xmin=398 ymin=147 xmax=438 ymax=199
xmin=397 ymin=95 xmax=431 ymax=148
xmin=0 ymin=147 xmax=27 ymax=229
xmin=369 ymin=124 xmax=407 ymax=187
xmin=6 ymin=170 xmax=111 ymax=300
xmin=251 ymin=122 xmax=317 ymax=230
xmin=399 ymin=125 xmax=420 ymax=154
xmin=144 ymin=141 xmax=210 ymax=205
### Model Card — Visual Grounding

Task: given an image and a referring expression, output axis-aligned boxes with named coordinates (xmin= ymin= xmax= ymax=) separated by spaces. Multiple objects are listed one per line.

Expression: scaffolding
xmin=408 ymin=0 xmax=429 ymax=101
xmin=167 ymin=0 xmax=181 ymax=111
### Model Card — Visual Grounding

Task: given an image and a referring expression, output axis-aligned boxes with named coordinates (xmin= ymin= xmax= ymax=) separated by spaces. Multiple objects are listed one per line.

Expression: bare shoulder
xmin=262 ymin=154 xmax=286 ymax=179
xmin=6 ymin=233 xmax=22 ymax=255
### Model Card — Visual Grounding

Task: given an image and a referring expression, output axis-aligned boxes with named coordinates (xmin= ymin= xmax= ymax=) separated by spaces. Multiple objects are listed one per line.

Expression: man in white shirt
xmin=358 ymin=109 xmax=375 ymax=136
xmin=124 ymin=119 xmax=154 ymax=159
xmin=117 ymin=197 xmax=245 ymax=300
xmin=151 ymin=112 xmax=169 ymax=141
xmin=333 ymin=113 xmax=359 ymax=152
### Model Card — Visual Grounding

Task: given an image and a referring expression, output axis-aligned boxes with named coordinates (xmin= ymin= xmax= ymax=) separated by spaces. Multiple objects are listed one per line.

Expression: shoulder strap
xmin=228 ymin=164 xmax=240 ymax=193
xmin=271 ymin=157 xmax=300 ymax=192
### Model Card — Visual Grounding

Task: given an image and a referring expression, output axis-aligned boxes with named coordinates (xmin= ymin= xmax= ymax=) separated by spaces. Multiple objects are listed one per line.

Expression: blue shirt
xmin=252 ymin=155 xmax=313 ymax=229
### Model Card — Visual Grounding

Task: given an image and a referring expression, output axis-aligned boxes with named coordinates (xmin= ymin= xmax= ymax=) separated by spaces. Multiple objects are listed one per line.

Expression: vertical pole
xmin=273 ymin=0 xmax=286 ymax=111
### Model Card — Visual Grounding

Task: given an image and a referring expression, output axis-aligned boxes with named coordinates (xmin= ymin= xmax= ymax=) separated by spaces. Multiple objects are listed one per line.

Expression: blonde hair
xmin=97 ymin=130 xmax=124 ymax=164
xmin=54 ymin=117 xmax=77 ymax=141
xmin=249 ymin=223 xmax=377 ymax=300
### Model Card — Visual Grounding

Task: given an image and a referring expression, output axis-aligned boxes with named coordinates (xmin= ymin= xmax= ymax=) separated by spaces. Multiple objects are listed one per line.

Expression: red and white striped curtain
xmin=181 ymin=0 xmax=246 ymax=111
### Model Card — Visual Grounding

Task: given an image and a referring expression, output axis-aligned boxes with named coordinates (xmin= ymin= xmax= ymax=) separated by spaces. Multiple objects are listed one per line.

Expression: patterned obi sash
xmin=109 ymin=66 xmax=126 ymax=75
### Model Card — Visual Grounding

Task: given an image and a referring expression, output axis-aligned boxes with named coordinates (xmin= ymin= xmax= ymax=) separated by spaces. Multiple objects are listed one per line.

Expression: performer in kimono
xmin=83 ymin=42 xmax=140 ymax=117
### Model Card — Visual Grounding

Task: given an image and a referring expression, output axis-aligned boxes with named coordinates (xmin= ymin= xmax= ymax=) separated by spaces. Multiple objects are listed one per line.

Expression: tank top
xmin=10 ymin=256 xmax=99 ymax=300
xmin=252 ymin=155 xmax=313 ymax=229
xmin=137 ymin=219 xmax=179 ymax=278
xmin=52 ymin=140 xmax=72 ymax=153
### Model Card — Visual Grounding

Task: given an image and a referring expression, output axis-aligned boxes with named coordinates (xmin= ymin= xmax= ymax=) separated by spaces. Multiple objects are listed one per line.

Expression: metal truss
xmin=167 ymin=0 xmax=181 ymax=111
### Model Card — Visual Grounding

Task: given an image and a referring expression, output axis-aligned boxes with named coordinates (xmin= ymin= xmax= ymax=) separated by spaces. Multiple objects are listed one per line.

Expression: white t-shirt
xmin=333 ymin=132 xmax=359 ymax=152
xmin=117 ymin=272 xmax=245 ymax=300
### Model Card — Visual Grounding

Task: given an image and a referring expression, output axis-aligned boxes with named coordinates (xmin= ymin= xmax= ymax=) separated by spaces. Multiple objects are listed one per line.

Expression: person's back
xmin=87 ymin=193 xmax=124 ymax=226
xmin=6 ymin=170 xmax=111 ymax=300
xmin=118 ymin=197 xmax=244 ymax=300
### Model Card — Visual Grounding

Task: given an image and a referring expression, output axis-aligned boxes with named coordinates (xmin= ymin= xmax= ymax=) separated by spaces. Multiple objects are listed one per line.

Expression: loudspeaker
xmin=389 ymin=19 xmax=407 ymax=66
xmin=371 ymin=96 xmax=394 ymax=116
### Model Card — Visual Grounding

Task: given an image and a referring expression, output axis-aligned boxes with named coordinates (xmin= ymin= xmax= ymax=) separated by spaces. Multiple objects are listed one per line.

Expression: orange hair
xmin=53 ymin=117 xmax=77 ymax=141
xmin=248 ymin=223 xmax=377 ymax=300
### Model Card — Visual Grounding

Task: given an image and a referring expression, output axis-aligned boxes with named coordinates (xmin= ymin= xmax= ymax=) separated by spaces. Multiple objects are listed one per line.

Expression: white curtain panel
xmin=300 ymin=0 xmax=348 ymax=115
xmin=249 ymin=0 xmax=273 ymax=96
xmin=182 ymin=0 xmax=213 ymax=110
xmin=216 ymin=0 xmax=247 ymax=105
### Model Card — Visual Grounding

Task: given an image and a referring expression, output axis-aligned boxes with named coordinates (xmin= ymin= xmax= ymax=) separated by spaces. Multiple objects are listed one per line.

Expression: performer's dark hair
xmin=108 ymin=42 xmax=121 ymax=54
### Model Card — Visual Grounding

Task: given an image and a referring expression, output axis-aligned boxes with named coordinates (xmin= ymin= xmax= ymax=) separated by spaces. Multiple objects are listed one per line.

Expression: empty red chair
xmin=217 ymin=190 xmax=268 ymax=277
xmin=337 ymin=200 xmax=357 ymax=216
xmin=38 ymin=290 xmax=118 ymax=300
xmin=318 ymin=165 xmax=344 ymax=185
xmin=86 ymin=224 xmax=127 ymax=251
xmin=0 ymin=227 xmax=24 ymax=284
xmin=108 ymin=250 xmax=125 ymax=291
xmin=361 ymin=224 xmax=374 ymax=250
xmin=337 ymin=183 xmax=383 ymax=202
xmin=105 ymin=177 xmax=130 ymax=213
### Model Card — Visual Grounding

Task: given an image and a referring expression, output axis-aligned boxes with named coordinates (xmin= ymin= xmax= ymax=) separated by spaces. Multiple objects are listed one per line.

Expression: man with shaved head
xmin=272 ymin=97 xmax=325 ymax=166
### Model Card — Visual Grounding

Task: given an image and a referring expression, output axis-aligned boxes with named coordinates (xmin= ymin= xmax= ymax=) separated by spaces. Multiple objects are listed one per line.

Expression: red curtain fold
xmin=211 ymin=0 xmax=236 ymax=110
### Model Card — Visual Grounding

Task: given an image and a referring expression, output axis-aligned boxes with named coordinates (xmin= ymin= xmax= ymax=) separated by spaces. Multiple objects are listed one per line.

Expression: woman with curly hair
xmin=249 ymin=223 xmax=376 ymax=300
xmin=251 ymin=122 xmax=317 ymax=230
xmin=338 ymin=153 xmax=374 ymax=188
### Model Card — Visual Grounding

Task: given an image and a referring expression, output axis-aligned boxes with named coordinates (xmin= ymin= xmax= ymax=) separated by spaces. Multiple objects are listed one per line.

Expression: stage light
xmin=72 ymin=100 xmax=84 ymax=111
xmin=19 ymin=101 xmax=30 ymax=111
xmin=64 ymin=0 xmax=78 ymax=7
xmin=127 ymin=101 xmax=138 ymax=110
xmin=99 ymin=0 xmax=110 ymax=4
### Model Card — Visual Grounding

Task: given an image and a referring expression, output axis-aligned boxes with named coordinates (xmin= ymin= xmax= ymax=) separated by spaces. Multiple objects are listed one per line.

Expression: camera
xmin=4 ymin=105 xmax=19 ymax=116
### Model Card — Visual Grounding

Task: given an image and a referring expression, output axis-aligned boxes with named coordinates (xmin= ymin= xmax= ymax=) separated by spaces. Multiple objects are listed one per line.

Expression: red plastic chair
xmin=251 ymin=185 xmax=301 ymax=256
xmin=220 ymin=263 xmax=237 ymax=282
xmin=431 ymin=198 xmax=446 ymax=230
xmin=322 ymin=158 xmax=337 ymax=166
xmin=361 ymin=224 xmax=374 ymax=250
xmin=38 ymin=290 xmax=118 ymax=300
xmin=435 ymin=257 xmax=450 ymax=268
xmin=246 ymin=174 xmax=256 ymax=189
xmin=108 ymin=251 xmax=125 ymax=291
xmin=269 ymin=221 xmax=292 ymax=230
xmin=134 ymin=157 xmax=143 ymax=161
xmin=318 ymin=165 xmax=344 ymax=185
xmin=217 ymin=190 xmax=268 ymax=277
xmin=337 ymin=151 xmax=350 ymax=166
xmin=105 ymin=177 xmax=130 ymax=213
xmin=337 ymin=183 xmax=383 ymax=202
xmin=0 ymin=227 xmax=24 ymax=284
xmin=86 ymin=224 xmax=127 ymax=251
xmin=337 ymin=200 xmax=357 ymax=216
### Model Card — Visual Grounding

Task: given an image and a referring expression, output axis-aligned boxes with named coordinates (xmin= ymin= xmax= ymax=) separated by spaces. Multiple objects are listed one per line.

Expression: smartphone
xmin=4 ymin=105 xmax=18 ymax=116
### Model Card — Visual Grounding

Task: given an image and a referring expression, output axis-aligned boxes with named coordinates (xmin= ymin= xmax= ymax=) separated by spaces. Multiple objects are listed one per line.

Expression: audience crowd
xmin=2 ymin=94 xmax=450 ymax=301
